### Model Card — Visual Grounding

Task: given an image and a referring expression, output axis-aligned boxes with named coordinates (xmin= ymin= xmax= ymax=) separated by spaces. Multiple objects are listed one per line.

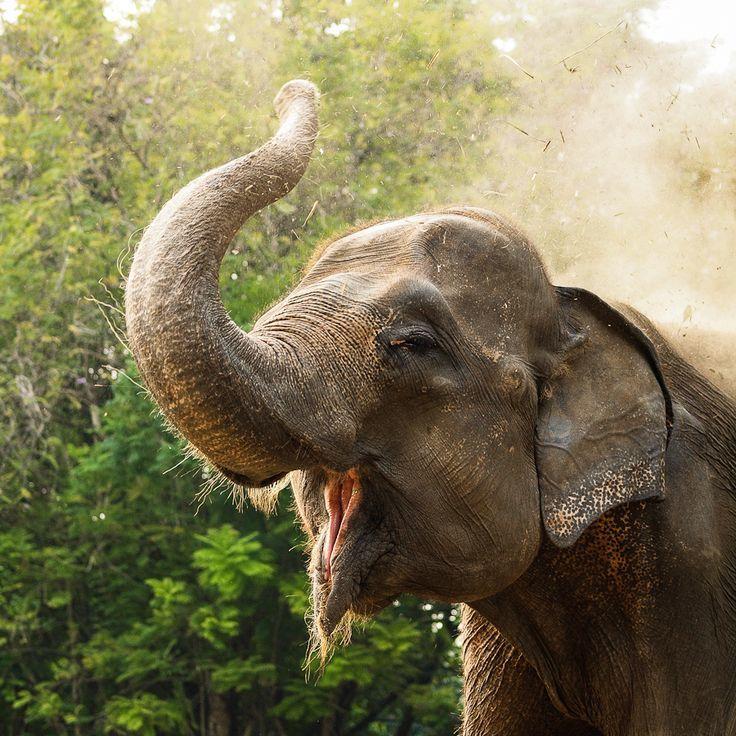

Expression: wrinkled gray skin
xmin=126 ymin=81 xmax=736 ymax=735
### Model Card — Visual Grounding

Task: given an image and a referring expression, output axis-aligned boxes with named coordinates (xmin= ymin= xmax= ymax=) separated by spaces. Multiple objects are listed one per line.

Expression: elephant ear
xmin=536 ymin=287 xmax=673 ymax=548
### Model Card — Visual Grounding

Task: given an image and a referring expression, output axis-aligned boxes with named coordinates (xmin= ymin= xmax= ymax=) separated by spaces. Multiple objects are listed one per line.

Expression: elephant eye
xmin=386 ymin=330 xmax=437 ymax=353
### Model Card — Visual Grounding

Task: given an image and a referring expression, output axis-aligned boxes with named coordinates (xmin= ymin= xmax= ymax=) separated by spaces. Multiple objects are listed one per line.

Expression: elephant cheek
xmin=460 ymin=484 xmax=542 ymax=598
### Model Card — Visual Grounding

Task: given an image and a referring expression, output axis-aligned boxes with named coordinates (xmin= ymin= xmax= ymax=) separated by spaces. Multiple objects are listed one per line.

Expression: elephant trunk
xmin=125 ymin=80 xmax=320 ymax=487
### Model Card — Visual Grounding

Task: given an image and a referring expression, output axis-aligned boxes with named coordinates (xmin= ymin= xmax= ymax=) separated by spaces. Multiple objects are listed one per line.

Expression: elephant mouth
xmin=322 ymin=469 xmax=360 ymax=581
xmin=313 ymin=467 xmax=397 ymax=636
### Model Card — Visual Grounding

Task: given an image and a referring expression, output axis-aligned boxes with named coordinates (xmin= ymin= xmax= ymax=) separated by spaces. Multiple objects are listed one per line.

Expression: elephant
xmin=125 ymin=80 xmax=736 ymax=736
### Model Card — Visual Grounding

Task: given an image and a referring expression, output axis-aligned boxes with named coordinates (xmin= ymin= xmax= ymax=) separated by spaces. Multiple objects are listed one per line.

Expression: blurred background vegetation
xmin=1 ymin=0 xmax=733 ymax=733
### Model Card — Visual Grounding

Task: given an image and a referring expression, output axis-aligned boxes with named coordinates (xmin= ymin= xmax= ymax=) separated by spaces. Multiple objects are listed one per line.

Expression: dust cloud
xmin=463 ymin=0 xmax=734 ymax=388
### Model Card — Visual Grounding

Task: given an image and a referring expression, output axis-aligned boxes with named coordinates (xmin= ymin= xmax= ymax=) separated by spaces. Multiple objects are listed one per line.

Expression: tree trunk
xmin=394 ymin=707 xmax=414 ymax=736
xmin=320 ymin=680 xmax=358 ymax=736
xmin=207 ymin=689 xmax=230 ymax=736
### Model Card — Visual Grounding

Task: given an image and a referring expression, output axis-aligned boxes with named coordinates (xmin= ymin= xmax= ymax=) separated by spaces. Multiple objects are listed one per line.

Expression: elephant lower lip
xmin=323 ymin=469 xmax=360 ymax=581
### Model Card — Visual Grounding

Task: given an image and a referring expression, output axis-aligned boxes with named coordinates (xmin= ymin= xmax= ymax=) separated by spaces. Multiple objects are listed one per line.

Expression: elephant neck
xmin=471 ymin=498 xmax=736 ymax=736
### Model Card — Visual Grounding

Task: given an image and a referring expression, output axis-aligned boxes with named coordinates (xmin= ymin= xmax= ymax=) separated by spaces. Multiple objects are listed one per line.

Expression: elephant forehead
xmin=417 ymin=216 xmax=558 ymax=353
xmin=294 ymin=211 xmax=559 ymax=353
xmin=304 ymin=211 xmax=545 ymax=284
xmin=302 ymin=218 xmax=424 ymax=283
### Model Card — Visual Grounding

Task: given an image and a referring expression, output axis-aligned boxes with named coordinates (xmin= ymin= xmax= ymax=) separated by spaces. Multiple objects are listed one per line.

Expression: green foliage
xmin=192 ymin=526 xmax=275 ymax=600
xmin=104 ymin=694 xmax=187 ymax=736
xmin=0 ymin=0 xmax=509 ymax=732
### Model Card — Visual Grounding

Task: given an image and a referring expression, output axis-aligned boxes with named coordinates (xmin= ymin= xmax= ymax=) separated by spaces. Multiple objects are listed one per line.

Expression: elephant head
xmin=126 ymin=81 xmax=672 ymax=641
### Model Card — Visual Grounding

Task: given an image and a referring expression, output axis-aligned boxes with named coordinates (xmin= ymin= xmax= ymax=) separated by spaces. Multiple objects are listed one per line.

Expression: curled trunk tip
xmin=274 ymin=79 xmax=320 ymax=117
